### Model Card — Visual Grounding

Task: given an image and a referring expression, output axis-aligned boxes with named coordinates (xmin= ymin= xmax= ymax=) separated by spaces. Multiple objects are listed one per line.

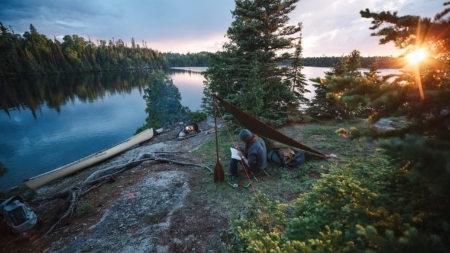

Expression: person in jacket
xmin=226 ymin=129 xmax=267 ymax=177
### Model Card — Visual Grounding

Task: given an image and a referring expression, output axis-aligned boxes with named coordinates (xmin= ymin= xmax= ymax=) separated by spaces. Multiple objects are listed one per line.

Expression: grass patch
xmin=191 ymin=120 xmax=376 ymax=223
xmin=195 ymin=129 xmax=233 ymax=165
xmin=77 ymin=202 xmax=93 ymax=215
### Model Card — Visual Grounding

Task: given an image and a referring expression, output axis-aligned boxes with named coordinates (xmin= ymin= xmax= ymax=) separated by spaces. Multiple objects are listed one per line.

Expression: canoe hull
xmin=23 ymin=128 xmax=153 ymax=189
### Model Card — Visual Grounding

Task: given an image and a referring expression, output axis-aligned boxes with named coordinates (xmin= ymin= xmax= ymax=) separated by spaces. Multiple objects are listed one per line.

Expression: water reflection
xmin=0 ymin=69 xmax=206 ymax=118
xmin=169 ymin=68 xmax=206 ymax=111
xmin=0 ymin=67 xmax=398 ymax=119
xmin=1 ymin=72 xmax=149 ymax=118
xmin=0 ymin=69 xmax=205 ymax=191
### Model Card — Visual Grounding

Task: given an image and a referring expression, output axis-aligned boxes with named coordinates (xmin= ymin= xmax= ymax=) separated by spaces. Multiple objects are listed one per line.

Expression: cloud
xmin=292 ymin=0 xmax=444 ymax=56
xmin=1 ymin=0 xmax=234 ymax=49
xmin=54 ymin=20 xmax=86 ymax=29
xmin=148 ymin=32 xmax=228 ymax=53
xmin=0 ymin=0 xmax=444 ymax=55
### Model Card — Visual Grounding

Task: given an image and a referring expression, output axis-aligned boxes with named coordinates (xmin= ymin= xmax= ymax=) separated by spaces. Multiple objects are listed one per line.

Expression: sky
xmin=0 ymin=0 xmax=445 ymax=57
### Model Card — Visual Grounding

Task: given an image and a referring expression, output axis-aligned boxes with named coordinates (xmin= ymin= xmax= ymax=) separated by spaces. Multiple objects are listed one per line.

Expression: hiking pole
xmin=212 ymin=93 xmax=224 ymax=182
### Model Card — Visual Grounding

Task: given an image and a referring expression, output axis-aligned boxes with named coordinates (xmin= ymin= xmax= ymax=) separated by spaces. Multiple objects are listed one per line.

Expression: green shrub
xmin=186 ymin=110 xmax=207 ymax=122
xmin=231 ymin=153 xmax=450 ymax=252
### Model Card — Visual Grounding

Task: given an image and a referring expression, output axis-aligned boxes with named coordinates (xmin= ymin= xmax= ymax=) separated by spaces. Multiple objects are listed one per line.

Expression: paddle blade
xmin=214 ymin=161 xmax=224 ymax=182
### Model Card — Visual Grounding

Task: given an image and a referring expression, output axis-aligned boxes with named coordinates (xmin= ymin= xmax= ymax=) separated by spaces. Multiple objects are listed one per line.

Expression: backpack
xmin=0 ymin=196 xmax=39 ymax=233
xmin=267 ymin=148 xmax=305 ymax=167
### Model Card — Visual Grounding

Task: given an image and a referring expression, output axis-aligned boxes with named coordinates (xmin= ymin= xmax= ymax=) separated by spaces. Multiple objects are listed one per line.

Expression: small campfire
xmin=177 ymin=122 xmax=200 ymax=138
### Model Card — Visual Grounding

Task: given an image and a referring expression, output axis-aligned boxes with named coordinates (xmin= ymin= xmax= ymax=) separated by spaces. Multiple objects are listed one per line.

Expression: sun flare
xmin=406 ymin=49 xmax=427 ymax=64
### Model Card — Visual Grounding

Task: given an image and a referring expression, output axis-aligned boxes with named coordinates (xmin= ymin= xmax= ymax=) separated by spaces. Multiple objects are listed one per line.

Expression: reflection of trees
xmin=0 ymin=72 xmax=149 ymax=118
xmin=0 ymin=161 xmax=8 ymax=178
xmin=136 ymin=70 xmax=188 ymax=134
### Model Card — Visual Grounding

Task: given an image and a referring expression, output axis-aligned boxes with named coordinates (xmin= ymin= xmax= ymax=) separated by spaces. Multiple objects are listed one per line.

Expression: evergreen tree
xmin=0 ymin=23 xmax=169 ymax=77
xmin=346 ymin=49 xmax=362 ymax=76
xmin=164 ymin=51 xmax=211 ymax=67
xmin=283 ymin=23 xmax=310 ymax=122
xmin=305 ymin=77 xmax=337 ymax=120
xmin=355 ymin=4 xmax=450 ymax=193
xmin=0 ymin=22 xmax=18 ymax=75
xmin=202 ymin=0 xmax=306 ymax=126
xmin=304 ymin=4 xmax=450 ymax=245
xmin=307 ymin=50 xmax=362 ymax=120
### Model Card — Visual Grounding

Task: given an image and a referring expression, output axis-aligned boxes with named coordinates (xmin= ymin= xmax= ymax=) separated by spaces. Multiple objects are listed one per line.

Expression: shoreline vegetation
xmin=0 ymin=22 xmax=403 ymax=79
xmin=0 ymin=23 xmax=168 ymax=78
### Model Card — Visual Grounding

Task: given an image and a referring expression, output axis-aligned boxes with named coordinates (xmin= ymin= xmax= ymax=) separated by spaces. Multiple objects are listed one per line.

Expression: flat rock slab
xmin=51 ymin=171 xmax=190 ymax=253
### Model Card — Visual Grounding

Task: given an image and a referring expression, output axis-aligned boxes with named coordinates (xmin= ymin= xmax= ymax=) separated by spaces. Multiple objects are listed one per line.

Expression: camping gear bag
xmin=0 ymin=196 xmax=39 ymax=233
xmin=267 ymin=148 xmax=305 ymax=167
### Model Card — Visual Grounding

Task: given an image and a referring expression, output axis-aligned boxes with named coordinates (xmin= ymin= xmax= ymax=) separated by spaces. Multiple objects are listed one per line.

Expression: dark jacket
xmin=244 ymin=136 xmax=267 ymax=171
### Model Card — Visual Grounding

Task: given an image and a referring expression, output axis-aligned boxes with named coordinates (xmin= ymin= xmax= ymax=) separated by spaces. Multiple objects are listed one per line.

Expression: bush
xmin=231 ymin=153 xmax=450 ymax=252
xmin=186 ymin=110 xmax=207 ymax=123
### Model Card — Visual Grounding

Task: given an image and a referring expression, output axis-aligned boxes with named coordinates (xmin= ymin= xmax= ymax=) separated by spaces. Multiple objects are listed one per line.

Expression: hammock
xmin=213 ymin=94 xmax=327 ymax=158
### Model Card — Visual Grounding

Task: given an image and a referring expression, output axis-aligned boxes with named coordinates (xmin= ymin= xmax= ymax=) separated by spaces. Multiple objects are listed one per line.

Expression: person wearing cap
xmin=226 ymin=129 xmax=267 ymax=177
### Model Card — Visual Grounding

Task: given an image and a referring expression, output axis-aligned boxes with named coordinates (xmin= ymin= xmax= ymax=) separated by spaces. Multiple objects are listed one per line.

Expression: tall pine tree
xmin=202 ymin=0 xmax=306 ymax=126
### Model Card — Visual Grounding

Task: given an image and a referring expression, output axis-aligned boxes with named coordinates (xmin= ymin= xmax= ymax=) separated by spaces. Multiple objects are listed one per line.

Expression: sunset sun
xmin=406 ymin=48 xmax=427 ymax=64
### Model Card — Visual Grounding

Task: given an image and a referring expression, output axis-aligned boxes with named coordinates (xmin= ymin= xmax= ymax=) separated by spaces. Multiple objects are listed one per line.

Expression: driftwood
xmin=35 ymin=152 xmax=212 ymax=239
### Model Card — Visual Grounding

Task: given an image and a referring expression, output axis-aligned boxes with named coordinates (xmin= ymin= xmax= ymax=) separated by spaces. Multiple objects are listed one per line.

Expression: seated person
xmin=226 ymin=129 xmax=267 ymax=176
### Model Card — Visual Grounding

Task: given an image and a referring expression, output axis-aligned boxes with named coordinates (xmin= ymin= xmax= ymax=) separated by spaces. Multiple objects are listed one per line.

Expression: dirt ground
xmin=1 ymin=118 xmax=230 ymax=253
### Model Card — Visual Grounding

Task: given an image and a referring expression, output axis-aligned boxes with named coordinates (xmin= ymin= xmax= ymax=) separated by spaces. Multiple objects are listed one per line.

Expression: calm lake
xmin=0 ymin=67 xmax=398 ymax=191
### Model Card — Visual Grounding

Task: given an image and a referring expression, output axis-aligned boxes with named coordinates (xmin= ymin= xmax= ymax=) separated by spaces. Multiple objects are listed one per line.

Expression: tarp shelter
xmin=213 ymin=94 xmax=327 ymax=158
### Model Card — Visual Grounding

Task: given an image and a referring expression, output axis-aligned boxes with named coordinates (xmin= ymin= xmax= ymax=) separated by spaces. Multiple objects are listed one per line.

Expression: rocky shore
xmin=2 ymin=118 xmax=230 ymax=253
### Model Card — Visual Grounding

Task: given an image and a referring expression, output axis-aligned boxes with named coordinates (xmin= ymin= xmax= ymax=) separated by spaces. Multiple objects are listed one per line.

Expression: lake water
xmin=0 ymin=67 xmax=397 ymax=191
xmin=0 ymin=70 xmax=204 ymax=191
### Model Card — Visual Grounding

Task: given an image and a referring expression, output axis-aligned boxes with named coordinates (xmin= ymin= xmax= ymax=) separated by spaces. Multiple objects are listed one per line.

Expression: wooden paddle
xmin=212 ymin=94 xmax=224 ymax=182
